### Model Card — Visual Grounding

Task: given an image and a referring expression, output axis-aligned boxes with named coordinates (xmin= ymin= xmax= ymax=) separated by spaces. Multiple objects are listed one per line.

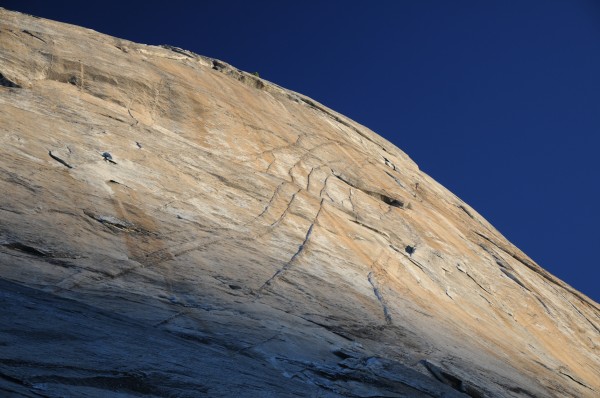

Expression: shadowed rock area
xmin=1 ymin=8 xmax=599 ymax=397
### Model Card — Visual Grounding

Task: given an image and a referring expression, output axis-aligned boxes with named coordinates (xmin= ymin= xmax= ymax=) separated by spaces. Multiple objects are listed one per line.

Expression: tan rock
xmin=1 ymin=8 xmax=598 ymax=397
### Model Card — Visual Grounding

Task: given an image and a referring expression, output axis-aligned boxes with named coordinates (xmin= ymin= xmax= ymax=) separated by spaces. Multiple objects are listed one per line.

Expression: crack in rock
xmin=83 ymin=210 xmax=149 ymax=234
xmin=332 ymin=171 xmax=404 ymax=209
xmin=48 ymin=151 xmax=73 ymax=169
xmin=367 ymin=271 xmax=392 ymax=324
xmin=0 ymin=72 xmax=21 ymax=88
xmin=257 ymin=199 xmax=324 ymax=294
xmin=420 ymin=360 xmax=485 ymax=398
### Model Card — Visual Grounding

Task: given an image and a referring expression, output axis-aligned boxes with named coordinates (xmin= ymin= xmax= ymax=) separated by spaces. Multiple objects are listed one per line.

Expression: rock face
xmin=1 ymin=8 xmax=599 ymax=397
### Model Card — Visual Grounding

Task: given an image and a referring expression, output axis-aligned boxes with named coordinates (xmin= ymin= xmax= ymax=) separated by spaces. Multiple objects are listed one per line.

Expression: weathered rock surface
xmin=0 ymin=8 xmax=598 ymax=397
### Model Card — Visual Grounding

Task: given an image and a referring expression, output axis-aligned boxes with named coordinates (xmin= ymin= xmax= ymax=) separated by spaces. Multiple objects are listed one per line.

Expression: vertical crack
xmin=127 ymin=99 xmax=139 ymax=126
xmin=253 ymin=182 xmax=286 ymax=221
xmin=256 ymin=199 xmax=324 ymax=295
xmin=306 ymin=167 xmax=314 ymax=192
xmin=367 ymin=271 xmax=392 ymax=324
xmin=349 ymin=188 xmax=356 ymax=213
xmin=270 ymin=189 xmax=301 ymax=227
xmin=319 ymin=175 xmax=330 ymax=199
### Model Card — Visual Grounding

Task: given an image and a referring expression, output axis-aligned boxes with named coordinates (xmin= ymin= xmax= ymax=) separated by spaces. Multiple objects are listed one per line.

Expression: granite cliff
xmin=1 ymin=8 xmax=599 ymax=397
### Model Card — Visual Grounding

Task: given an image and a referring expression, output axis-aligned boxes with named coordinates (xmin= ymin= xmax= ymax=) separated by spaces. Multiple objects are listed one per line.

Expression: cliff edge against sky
xmin=1 ymin=8 xmax=599 ymax=397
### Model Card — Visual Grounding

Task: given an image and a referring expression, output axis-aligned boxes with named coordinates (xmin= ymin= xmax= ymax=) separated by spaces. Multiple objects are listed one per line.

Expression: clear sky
xmin=4 ymin=1 xmax=599 ymax=303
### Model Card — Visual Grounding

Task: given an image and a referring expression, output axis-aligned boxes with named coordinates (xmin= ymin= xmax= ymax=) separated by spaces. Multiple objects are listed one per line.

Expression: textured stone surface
xmin=1 ymin=8 xmax=599 ymax=397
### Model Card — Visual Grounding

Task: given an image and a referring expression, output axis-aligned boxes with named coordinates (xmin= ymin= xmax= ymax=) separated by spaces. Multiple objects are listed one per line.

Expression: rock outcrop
xmin=1 ymin=8 xmax=598 ymax=397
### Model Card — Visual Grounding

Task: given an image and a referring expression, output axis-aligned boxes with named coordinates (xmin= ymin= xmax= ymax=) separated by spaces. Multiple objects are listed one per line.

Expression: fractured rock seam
xmin=367 ymin=271 xmax=392 ymax=325
xmin=257 ymin=199 xmax=324 ymax=295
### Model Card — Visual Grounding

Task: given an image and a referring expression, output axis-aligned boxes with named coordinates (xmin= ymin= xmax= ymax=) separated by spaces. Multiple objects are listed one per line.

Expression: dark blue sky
xmin=5 ymin=1 xmax=599 ymax=303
